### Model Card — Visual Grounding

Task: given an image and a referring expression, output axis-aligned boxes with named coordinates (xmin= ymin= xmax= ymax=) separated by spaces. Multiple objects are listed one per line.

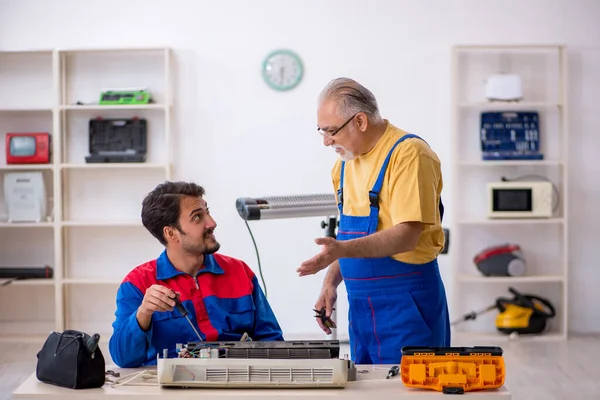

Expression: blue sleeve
xmin=108 ymin=282 xmax=153 ymax=367
xmin=250 ymin=276 xmax=285 ymax=341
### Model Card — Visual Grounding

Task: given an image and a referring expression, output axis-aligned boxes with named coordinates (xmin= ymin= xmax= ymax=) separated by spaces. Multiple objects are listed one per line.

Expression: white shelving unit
xmin=0 ymin=47 xmax=173 ymax=341
xmin=450 ymin=44 xmax=568 ymax=343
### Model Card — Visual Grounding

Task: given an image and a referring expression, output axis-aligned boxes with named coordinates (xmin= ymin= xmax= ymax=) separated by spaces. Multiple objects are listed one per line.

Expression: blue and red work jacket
xmin=108 ymin=250 xmax=284 ymax=367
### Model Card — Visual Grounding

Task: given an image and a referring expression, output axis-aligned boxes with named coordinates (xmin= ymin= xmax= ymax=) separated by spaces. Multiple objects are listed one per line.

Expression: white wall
xmin=0 ymin=0 xmax=598 ymax=335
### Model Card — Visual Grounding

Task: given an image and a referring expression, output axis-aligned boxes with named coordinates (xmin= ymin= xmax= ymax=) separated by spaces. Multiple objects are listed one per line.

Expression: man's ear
xmin=163 ymin=226 xmax=179 ymax=243
xmin=356 ymin=112 xmax=368 ymax=132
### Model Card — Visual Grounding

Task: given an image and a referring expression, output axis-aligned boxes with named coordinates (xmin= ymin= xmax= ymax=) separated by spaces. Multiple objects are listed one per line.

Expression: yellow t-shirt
xmin=331 ymin=121 xmax=445 ymax=264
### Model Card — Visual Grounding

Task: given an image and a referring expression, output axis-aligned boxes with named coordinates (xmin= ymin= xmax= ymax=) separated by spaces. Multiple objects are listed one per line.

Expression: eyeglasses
xmin=317 ymin=114 xmax=357 ymax=138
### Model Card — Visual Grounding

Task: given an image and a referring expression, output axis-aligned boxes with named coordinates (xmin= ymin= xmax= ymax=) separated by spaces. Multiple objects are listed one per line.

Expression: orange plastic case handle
xmin=400 ymin=346 xmax=505 ymax=393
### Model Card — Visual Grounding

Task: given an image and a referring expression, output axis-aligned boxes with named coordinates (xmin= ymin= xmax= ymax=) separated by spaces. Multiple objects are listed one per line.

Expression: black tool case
xmin=85 ymin=118 xmax=147 ymax=163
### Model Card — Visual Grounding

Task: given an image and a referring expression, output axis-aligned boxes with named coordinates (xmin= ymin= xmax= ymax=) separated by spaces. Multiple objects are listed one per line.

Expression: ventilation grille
xmin=174 ymin=366 xmax=334 ymax=384
xmin=225 ymin=348 xmax=332 ymax=359
xmin=263 ymin=194 xmax=337 ymax=209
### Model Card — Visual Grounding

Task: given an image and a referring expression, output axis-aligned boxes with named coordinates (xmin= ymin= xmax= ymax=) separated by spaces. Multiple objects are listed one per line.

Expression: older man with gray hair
xmin=297 ymin=77 xmax=450 ymax=364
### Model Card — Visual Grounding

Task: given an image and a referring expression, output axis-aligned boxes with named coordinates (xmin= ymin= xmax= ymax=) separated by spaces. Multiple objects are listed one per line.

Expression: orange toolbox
xmin=400 ymin=346 xmax=505 ymax=394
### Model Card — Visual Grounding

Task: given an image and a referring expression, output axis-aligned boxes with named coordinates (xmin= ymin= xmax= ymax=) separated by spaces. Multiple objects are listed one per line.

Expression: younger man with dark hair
xmin=109 ymin=181 xmax=284 ymax=368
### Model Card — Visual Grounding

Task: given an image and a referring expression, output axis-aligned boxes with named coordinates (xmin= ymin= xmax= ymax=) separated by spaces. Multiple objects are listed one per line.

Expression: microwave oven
xmin=488 ymin=181 xmax=554 ymax=219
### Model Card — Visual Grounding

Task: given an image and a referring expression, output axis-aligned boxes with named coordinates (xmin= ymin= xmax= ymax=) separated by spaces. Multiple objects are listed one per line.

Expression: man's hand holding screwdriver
xmin=136 ymin=284 xmax=179 ymax=331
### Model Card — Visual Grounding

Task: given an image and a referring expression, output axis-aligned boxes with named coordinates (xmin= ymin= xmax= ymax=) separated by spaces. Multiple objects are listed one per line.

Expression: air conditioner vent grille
xmin=174 ymin=366 xmax=335 ymax=384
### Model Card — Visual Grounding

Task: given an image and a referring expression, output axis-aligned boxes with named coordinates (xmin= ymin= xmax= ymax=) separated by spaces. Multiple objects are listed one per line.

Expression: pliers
xmin=313 ymin=308 xmax=336 ymax=329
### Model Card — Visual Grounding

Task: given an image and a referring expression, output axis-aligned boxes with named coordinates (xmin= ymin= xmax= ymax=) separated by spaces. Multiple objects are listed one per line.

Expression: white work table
xmin=13 ymin=364 xmax=511 ymax=399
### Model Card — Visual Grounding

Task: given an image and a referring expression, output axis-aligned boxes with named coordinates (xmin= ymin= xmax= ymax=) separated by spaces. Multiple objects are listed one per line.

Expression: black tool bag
xmin=36 ymin=330 xmax=106 ymax=389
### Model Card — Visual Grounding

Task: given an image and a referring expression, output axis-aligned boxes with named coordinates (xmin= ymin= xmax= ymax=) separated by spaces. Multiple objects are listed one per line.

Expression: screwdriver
xmin=172 ymin=293 xmax=203 ymax=342
xmin=386 ymin=365 xmax=399 ymax=379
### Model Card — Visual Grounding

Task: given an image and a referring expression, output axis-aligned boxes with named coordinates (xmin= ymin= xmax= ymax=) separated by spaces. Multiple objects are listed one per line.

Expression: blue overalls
xmin=337 ymin=134 xmax=451 ymax=365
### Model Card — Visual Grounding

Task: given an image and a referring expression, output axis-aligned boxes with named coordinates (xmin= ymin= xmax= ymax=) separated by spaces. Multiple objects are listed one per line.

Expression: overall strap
xmin=337 ymin=161 xmax=346 ymax=213
xmin=337 ymin=133 xmax=433 ymax=213
xmin=369 ymin=134 xmax=422 ymax=209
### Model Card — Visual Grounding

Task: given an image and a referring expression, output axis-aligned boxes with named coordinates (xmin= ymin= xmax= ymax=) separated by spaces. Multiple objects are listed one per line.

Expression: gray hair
xmin=317 ymin=77 xmax=382 ymax=123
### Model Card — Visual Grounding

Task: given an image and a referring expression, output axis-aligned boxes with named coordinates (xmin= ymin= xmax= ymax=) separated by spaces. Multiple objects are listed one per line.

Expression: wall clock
xmin=262 ymin=49 xmax=304 ymax=91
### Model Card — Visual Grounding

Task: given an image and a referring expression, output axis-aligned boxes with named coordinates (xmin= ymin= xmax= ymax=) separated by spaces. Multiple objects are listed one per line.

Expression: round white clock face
xmin=262 ymin=50 xmax=303 ymax=91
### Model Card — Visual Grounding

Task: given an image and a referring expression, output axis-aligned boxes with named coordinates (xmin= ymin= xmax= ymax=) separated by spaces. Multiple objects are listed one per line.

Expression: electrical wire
xmin=0 ymin=278 xmax=21 ymax=287
xmin=109 ymin=369 xmax=157 ymax=387
xmin=244 ymin=220 xmax=267 ymax=298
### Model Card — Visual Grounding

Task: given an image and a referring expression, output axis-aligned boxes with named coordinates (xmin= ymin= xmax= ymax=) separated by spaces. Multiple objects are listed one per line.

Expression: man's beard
xmin=182 ymin=230 xmax=221 ymax=256
xmin=331 ymin=144 xmax=356 ymax=161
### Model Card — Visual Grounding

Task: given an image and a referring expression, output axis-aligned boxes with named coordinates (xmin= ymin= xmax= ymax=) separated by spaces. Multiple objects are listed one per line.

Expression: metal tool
xmin=386 ymin=365 xmax=399 ymax=379
xmin=173 ymin=294 xmax=203 ymax=342
xmin=313 ymin=307 xmax=337 ymax=329
xmin=86 ymin=333 xmax=100 ymax=358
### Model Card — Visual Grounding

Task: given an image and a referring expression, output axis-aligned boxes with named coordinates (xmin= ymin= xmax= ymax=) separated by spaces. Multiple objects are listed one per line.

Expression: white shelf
xmin=58 ymin=46 xmax=170 ymax=53
xmin=0 ymin=222 xmax=54 ymax=228
xmin=0 ymin=108 xmax=53 ymax=113
xmin=456 ymin=275 xmax=565 ymax=283
xmin=61 ymin=220 xmax=143 ymax=227
xmin=0 ymin=48 xmax=53 ymax=54
xmin=0 ymin=47 xmax=173 ymax=341
xmin=457 ymin=218 xmax=565 ymax=225
xmin=458 ymin=102 xmax=561 ymax=110
xmin=453 ymin=331 xmax=566 ymax=343
xmin=454 ymin=44 xmax=566 ymax=51
xmin=457 ymin=160 xmax=563 ymax=167
xmin=0 ymin=279 xmax=55 ymax=286
xmin=63 ymin=278 xmax=122 ymax=285
xmin=1 ymin=163 xmax=171 ymax=171
xmin=61 ymin=104 xmax=167 ymax=111
xmin=60 ymin=163 xmax=168 ymax=170
xmin=451 ymin=44 xmax=569 ymax=340
xmin=0 ymin=165 xmax=54 ymax=171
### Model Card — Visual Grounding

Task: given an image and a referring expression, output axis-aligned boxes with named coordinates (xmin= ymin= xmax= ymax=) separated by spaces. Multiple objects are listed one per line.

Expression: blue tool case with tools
xmin=480 ymin=111 xmax=543 ymax=160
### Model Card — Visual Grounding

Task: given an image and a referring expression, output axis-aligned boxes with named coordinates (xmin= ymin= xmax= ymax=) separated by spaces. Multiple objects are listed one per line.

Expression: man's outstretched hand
xmin=297 ymin=237 xmax=345 ymax=276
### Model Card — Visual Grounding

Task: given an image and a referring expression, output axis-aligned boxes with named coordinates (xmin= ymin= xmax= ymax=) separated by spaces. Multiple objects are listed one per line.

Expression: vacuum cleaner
xmin=452 ymin=287 xmax=556 ymax=335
